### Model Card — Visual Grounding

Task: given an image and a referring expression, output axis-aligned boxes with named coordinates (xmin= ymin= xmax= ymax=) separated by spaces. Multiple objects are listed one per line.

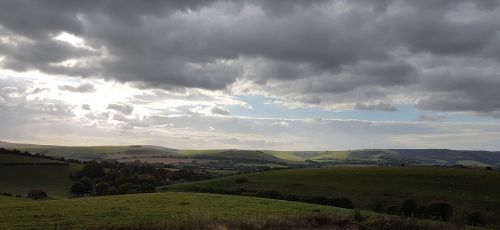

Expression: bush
xmin=235 ymin=177 xmax=249 ymax=184
xmin=305 ymin=196 xmax=330 ymax=205
xmin=79 ymin=177 xmax=94 ymax=193
xmin=118 ymin=183 xmax=139 ymax=194
xmin=466 ymin=211 xmax=485 ymax=226
xmin=352 ymin=209 xmax=366 ymax=222
xmin=27 ymin=189 xmax=48 ymax=199
xmin=401 ymin=199 xmax=418 ymax=217
xmin=139 ymin=183 xmax=156 ymax=193
xmin=426 ymin=202 xmax=453 ymax=221
xmin=95 ymin=182 xmax=110 ymax=196
xmin=79 ymin=161 xmax=105 ymax=178
xmin=70 ymin=182 xmax=86 ymax=195
xmin=330 ymin=197 xmax=354 ymax=209
xmin=254 ymin=190 xmax=283 ymax=199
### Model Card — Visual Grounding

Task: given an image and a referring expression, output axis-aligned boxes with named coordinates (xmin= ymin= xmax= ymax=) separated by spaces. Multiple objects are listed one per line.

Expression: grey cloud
xmin=0 ymin=0 xmax=499 ymax=116
xmin=211 ymin=106 xmax=230 ymax=116
xmin=107 ymin=103 xmax=134 ymax=115
xmin=355 ymin=102 xmax=398 ymax=112
xmin=81 ymin=104 xmax=91 ymax=110
xmin=59 ymin=83 xmax=96 ymax=93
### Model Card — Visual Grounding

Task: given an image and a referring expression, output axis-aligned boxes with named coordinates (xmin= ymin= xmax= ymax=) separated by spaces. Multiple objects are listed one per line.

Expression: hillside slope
xmin=0 ymin=150 xmax=81 ymax=197
xmin=0 ymin=192 xmax=346 ymax=229
xmin=172 ymin=167 xmax=500 ymax=227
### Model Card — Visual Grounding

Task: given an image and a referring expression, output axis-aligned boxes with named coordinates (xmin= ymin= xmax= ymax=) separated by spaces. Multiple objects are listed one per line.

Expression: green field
xmin=171 ymin=167 xmax=500 ymax=227
xmin=0 ymin=153 xmax=81 ymax=197
xmin=0 ymin=154 xmax=65 ymax=164
xmin=0 ymin=192 xmax=349 ymax=229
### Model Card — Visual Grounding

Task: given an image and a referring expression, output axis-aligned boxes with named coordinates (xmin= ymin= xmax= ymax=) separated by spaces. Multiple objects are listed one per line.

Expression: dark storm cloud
xmin=0 ymin=0 xmax=499 ymax=116
xmin=59 ymin=83 xmax=96 ymax=93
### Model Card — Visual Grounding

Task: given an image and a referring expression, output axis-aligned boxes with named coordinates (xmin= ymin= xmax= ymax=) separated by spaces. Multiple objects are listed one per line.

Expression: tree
xmin=79 ymin=177 xmax=94 ymax=193
xmin=139 ymin=183 xmax=156 ymax=193
xmin=70 ymin=182 xmax=86 ymax=195
xmin=95 ymin=182 xmax=110 ymax=196
xmin=80 ymin=161 xmax=105 ymax=178
xmin=118 ymin=183 xmax=139 ymax=194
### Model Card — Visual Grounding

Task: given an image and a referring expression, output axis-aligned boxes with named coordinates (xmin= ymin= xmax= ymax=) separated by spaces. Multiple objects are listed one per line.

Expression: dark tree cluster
xmin=70 ymin=161 xmax=212 ymax=196
xmin=381 ymin=199 xmax=455 ymax=221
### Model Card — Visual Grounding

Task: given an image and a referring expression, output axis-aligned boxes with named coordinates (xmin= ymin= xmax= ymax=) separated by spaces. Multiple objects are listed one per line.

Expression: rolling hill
xmin=2 ymin=141 xmax=500 ymax=167
xmin=171 ymin=167 xmax=500 ymax=228
xmin=0 ymin=192 xmax=464 ymax=230
xmin=0 ymin=192 xmax=346 ymax=229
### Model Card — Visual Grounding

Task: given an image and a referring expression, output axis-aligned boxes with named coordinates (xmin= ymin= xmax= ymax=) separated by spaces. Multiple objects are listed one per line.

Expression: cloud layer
xmin=1 ymin=1 xmax=500 ymax=149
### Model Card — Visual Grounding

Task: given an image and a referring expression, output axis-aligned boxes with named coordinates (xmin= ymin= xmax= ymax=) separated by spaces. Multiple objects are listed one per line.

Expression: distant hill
xmin=1 ymin=141 xmax=500 ymax=167
xmin=0 ymin=141 xmax=177 ymax=161
xmin=312 ymin=149 xmax=500 ymax=167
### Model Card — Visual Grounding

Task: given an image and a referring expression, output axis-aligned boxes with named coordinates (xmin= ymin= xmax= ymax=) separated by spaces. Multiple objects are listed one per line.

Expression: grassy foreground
xmin=171 ymin=167 xmax=500 ymax=227
xmin=0 ymin=192 xmax=469 ymax=230
xmin=0 ymin=192 xmax=347 ymax=229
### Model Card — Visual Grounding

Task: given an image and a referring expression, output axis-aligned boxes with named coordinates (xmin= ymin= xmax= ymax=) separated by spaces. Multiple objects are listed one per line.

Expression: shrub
xmin=401 ymin=199 xmax=418 ymax=217
xmin=352 ymin=209 xmax=366 ymax=222
xmin=95 ymin=182 xmax=110 ymax=196
xmin=70 ymin=182 xmax=86 ymax=195
xmin=118 ymin=183 xmax=139 ymax=194
xmin=426 ymin=202 xmax=453 ymax=221
xmin=331 ymin=197 xmax=354 ymax=209
xmin=466 ymin=211 xmax=485 ymax=226
xmin=254 ymin=190 xmax=283 ymax=199
xmin=79 ymin=177 xmax=94 ymax=193
xmin=306 ymin=196 xmax=330 ymax=205
xmin=235 ymin=177 xmax=249 ymax=184
xmin=139 ymin=183 xmax=156 ymax=193
xmin=79 ymin=161 xmax=105 ymax=178
xmin=27 ymin=189 xmax=48 ymax=199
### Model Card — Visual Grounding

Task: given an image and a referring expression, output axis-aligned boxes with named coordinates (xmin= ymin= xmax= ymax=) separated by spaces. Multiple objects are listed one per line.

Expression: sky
xmin=1 ymin=0 xmax=500 ymax=150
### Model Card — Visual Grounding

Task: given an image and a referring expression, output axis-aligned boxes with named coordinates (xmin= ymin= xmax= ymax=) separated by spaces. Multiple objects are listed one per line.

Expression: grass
xmin=0 ymin=153 xmax=64 ymax=164
xmin=263 ymin=151 xmax=306 ymax=161
xmin=311 ymin=151 xmax=351 ymax=160
xmin=0 ymin=192 xmax=350 ymax=229
xmin=171 ymin=167 xmax=500 ymax=228
xmin=0 ymin=163 xmax=81 ymax=197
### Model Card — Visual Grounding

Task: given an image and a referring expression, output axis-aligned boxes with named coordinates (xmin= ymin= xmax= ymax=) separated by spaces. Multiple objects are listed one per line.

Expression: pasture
xmin=172 ymin=167 xmax=500 ymax=227
xmin=0 ymin=192 xmax=347 ymax=229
